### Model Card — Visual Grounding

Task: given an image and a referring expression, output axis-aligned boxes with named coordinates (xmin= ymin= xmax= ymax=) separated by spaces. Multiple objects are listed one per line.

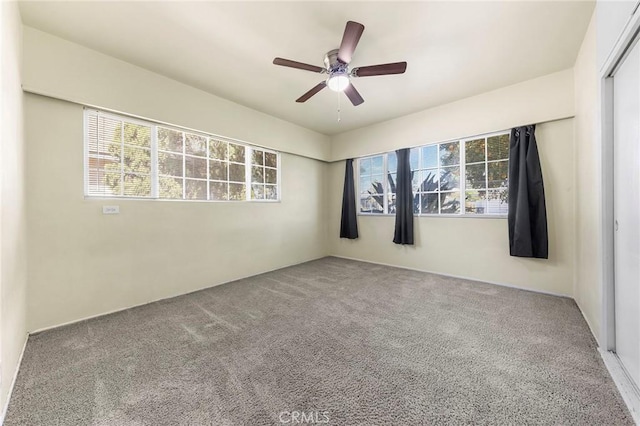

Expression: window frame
xmin=356 ymin=130 xmax=510 ymax=218
xmin=84 ymin=108 xmax=281 ymax=203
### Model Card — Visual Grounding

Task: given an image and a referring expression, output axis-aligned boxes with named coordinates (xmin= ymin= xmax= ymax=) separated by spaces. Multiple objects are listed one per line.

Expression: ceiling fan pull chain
xmin=337 ymin=92 xmax=341 ymax=122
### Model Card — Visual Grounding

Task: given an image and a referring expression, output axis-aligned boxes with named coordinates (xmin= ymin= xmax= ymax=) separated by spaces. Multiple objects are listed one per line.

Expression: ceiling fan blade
xmin=296 ymin=82 xmax=327 ymax=103
xmin=352 ymin=62 xmax=407 ymax=77
xmin=344 ymin=83 xmax=364 ymax=106
xmin=337 ymin=21 xmax=365 ymax=64
xmin=273 ymin=57 xmax=325 ymax=73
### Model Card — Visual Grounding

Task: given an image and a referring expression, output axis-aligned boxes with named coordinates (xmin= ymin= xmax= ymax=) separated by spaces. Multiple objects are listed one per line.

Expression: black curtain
xmin=340 ymin=159 xmax=359 ymax=239
xmin=508 ymin=125 xmax=548 ymax=258
xmin=393 ymin=148 xmax=414 ymax=245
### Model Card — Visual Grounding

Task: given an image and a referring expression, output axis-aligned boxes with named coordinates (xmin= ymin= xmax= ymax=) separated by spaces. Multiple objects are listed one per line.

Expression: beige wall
xmin=0 ymin=1 xmax=27 ymax=412
xmin=22 ymin=27 xmax=331 ymax=162
xmin=329 ymin=119 xmax=575 ymax=296
xmin=25 ymin=93 xmax=328 ymax=332
xmin=573 ymin=12 xmax=600 ymax=342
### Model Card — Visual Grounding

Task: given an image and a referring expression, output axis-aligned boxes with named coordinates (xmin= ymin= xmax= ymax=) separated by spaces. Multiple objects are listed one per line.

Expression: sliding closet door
xmin=613 ymin=39 xmax=640 ymax=388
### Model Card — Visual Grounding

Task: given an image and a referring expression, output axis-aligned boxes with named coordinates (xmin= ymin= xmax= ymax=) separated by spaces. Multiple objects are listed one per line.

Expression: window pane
xmin=440 ymin=192 xmax=461 ymax=214
xmin=88 ymin=151 xmax=120 ymax=177
xmin=185 ymin=133 xmax=206 ymax=156
xmin=360 ymin=195 xmax=383 ymax=214
xmin=158 ymin=152 xmax=183 ymax=177
xmin=209 ymin=160 xmax=227 ymax=181
xmin=229 ymin=144 xmax=245 ymax=163
xmin=123 ymin=174 xmax=151 ymax=197
xmin=487 ymin=189 xmax=508 ymax=214
xmin=440 ymin=166 xmax=460 ymax=191
xmin=123 ymin=146 xmax=151 ymax=174
xmin=185 ymin=156 xmax=207 ymax=179
xmin=413 ymin=193 xmax=420 ymax=214
xmin=372 ymin=156 xmax=383 ymax=174
xmin=465 ymin=163 xmax=486 ymax=189
xmin=388 ymin=192 xmax=396 ymax=214
xmin=123 ymin=123 xmax=151 ymax=148
xmin=97 ymin=116 xmax=122 ymax=146
xmin=410 ymin=148 xmax=419 ymax=170
xmin=440 ymin=142 xmax=460 ymax=166
xmin=359 ymin=158 xmax=371 ymax=175
xmin=421 ymin=193 xmax=439 ymax=214
xmin=210 ymin=181 xmax=228 ymax=201
xmin=265 ymin=185 xmax=278 ymax=200
xmin=487 ymin=134 xmax=510 ymax=161
xmin=158 ymin=128 xmax=183 ymax=153
xmin=88 ymin=169 xmax=107 ymax=195
xmin=229 ymin=183 xmax=246 ymax=200
xmin=101 ymin=142 xmax=121 ymax=161
xmin=488 ymin=160 xmax=509 ymax=188
xmin=360 ymin=176 xmax=371 ymax=195
xmin=209 ymin=140 xmax=227 ymax=160
xmin=388 ymin=152 xmax=397 ymax=173
xmin=465 ymin=190 xmax=487 ymax=214
xmin=422 ymin=145 xmax=437 ymax=169
xmin=251 ymin=184 xmax=264 ymax=199
xmin=370 ymin=175 xmax=384 ymax=195
xmin=252 ymin=166 xmax=264 ymax=183
xmin=388 ymin=173 xmax=397 ymax=193
xmin=252 ymin=149 xmax=264 ymax=166
xmin=229 ymin=163 xmax=245 ymax=182
xmin=265 ymin=152 xmax=277 ymax=168
xmin=185 ymin=179 xmax=207 ymax=200
xmin=105 ymin=171 xmax=121 ymax=195
xmin=465 ymin=138 xmax=485 ymax=164
xmin=265 ymin=168 xmax=277 ymax=184
xmin=420 ymin=169 xmax=438 ymax=192
xmin=412 ymin=170 xmax=421 ymax=192
xmin=159 ymin=176 xmax=183 ymax=199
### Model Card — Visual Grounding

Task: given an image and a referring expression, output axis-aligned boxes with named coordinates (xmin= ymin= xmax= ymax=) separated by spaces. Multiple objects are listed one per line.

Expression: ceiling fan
xmin=273 ymin=21 xmax=407 ymax=106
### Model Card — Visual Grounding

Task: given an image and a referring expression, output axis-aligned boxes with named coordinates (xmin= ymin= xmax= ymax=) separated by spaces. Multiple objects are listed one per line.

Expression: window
xmin=85 ymin=109 xmax=279 ymax=201
xmin=357 ymin=132 xmax=509 ymax=216
xmin=251 ymin=149 xmax=279 ymax=200
xmin=464 ymin=134 xmax=509 ymax=215
xmin=414 ymin=142 xmax=461 ymax=214
xmin=359 ymin=155 xmax=385 ymax=213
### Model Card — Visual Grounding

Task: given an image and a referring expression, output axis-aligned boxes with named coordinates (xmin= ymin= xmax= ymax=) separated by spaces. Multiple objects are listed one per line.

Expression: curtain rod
xmin=329 ymin=114 xmax=574 ymax=163
xmin=22 ymin=87 xmax=333 ymax=164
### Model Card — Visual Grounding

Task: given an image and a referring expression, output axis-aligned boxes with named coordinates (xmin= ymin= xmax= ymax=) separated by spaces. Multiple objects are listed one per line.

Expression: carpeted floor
xmin=4 ymin=257 xmax=632 ymax=425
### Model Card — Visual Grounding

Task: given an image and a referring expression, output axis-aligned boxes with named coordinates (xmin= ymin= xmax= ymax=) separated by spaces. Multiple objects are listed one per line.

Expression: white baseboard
xmin=330 ymin=255 xmax=571 ymax=298
xmin=0 ymin=334 xmax=28 ymax=425
xmin=600 ymin=349 xmax=640 ymax=424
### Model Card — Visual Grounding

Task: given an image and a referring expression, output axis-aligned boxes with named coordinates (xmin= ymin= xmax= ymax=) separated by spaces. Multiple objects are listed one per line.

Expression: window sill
xmin=357 ymin=213 xmax=507 ymax=219
xmin=84 ymin=196 xmax=281 ymax=204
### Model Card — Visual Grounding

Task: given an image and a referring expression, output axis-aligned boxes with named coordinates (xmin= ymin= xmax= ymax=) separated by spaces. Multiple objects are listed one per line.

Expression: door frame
xmin=600 ymin=4 xmax=640 ymax=422
xmin=600 ymin=3 xmax=640 ymax=353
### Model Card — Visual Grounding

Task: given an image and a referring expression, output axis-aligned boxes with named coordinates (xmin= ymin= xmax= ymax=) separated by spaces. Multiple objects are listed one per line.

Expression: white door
xmin=614 ymin=39 xmax=640 ymax=388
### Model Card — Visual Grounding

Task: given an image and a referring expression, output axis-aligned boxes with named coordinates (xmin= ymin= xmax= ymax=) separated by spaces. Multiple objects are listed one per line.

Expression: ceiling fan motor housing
xmin=324 ymin=49 xmax=348 ymax=75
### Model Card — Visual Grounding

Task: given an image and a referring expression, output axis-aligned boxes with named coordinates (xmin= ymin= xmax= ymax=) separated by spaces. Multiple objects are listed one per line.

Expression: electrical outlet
xmin=102 ymin=206 xmax=120 ymax=215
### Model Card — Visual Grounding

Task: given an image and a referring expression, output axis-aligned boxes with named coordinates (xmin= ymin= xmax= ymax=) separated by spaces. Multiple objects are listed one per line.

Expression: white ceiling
xmin=19 ymin=1 xmax=594 ymax=136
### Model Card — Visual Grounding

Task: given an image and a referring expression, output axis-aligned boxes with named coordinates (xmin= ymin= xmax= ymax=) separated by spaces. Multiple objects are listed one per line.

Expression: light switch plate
xmin=102 ymin=205 xmax=119 ymax=215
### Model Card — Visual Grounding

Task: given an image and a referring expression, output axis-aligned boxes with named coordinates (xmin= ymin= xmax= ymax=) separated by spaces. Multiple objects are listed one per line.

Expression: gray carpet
xmin=4 ymin=257 xmax=632 ymax=425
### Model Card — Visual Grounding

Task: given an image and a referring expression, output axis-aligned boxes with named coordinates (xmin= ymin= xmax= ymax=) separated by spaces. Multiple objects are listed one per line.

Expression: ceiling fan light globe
xmin=327 ymin=74 xmax=350 ymax=92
